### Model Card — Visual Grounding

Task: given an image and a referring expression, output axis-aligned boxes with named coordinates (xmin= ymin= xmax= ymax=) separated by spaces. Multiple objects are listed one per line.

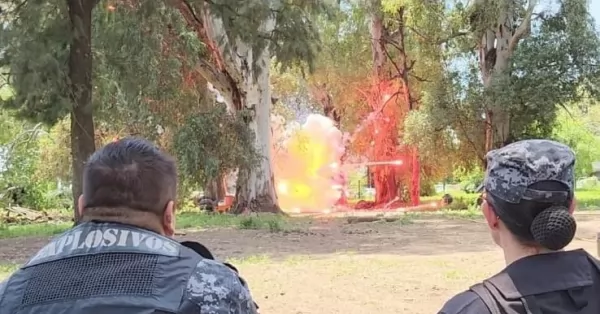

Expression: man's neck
xmin=82 ymin=217 xmax=165 ymax=236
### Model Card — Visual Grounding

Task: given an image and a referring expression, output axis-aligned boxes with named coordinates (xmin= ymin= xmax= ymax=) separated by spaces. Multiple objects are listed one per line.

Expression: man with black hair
xmin=438 ymin=139 xmax=600 ymax=314
xmin=0 ymin=138 xmax=258 ymax=314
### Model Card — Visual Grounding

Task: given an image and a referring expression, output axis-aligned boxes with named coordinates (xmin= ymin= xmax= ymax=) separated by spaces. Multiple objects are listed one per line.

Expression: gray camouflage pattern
xmin=0 ymin=221 xmax=258 ymax=314
xmin=484 ymin=139 xmax=575 ymax=203
xmin=0 ymin=259 xmax=257 ymax=314
xmin=187 ymin=259 xmax=258 ymax=314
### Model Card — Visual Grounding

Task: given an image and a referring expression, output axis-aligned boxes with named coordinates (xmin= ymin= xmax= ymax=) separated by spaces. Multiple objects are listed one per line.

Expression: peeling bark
xmin=174 ymin=0 xmax=283 ymax=214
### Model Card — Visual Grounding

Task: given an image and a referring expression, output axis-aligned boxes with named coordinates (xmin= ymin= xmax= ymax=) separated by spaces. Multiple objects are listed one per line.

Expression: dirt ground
xmin=0 ymin=213 xmax=598 ymax=314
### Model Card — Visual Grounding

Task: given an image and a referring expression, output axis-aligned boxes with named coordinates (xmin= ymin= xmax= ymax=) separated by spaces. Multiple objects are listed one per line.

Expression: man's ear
xmin=78 ymin=195 xmax=85 ymax=217
xmin=482 ymin=201 xmax=500 ymax=230
xmin=163 ymin=200 xmax=175 ymax=237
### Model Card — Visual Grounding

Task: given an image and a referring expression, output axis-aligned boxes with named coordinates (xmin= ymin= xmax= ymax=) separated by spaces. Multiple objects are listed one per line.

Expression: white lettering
xmin=28 ymin=227 xmax=180 ymax=265
xmin=55 ymin=234 xmax=72 ymax=254
xmin=84 ymin=230 xmax=103 ymax=248
xmin=102 ymin=229 xmax=117 ymax=246
xmin=117 ymin=230 xmax=130 ymax=246
xmin=32 ymin=246 xmax=47 ymax=261
xmin=71 ymin=231 xmax=82 ymax=250
xmin=45 ymin=241 xmax=57 ymax=256
xmin=131 ymin=232 xmax=148 ymax=246
xmin=162 ymin=241 xmax=179 ymax=255
xmin=145 ymin=237 xmax=163 ymax=250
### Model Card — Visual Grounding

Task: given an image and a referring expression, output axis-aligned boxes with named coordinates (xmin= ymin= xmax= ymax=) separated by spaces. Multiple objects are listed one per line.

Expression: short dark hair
xmin=487 ymin=181 xmax=576 ymax=250
xmin=81 ymin=137 xmax=177 ymax=220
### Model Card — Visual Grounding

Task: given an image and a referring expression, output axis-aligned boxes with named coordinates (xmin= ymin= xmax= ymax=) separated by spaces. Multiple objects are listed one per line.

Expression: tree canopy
xmin=0 ymin=0 xmax=599 ymax=214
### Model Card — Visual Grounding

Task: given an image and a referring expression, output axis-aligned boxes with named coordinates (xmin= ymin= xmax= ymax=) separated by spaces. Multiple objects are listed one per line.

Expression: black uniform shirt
xmin=438 ymin=249 xmax=600 ymax=314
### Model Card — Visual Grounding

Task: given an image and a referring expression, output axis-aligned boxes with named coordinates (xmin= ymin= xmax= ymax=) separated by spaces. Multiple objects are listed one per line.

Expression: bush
xmin=575 ymin=189 xmax=600 ymax=210
xmin=428 ymin=189 xmax=600 ymax=211
xmin=577 ymin=177 xmax=599 ymax=190
xmin=420 ymin=180 xmax=437 ymax=197
xmin=453 ymin=167 xmax=484 ymax=193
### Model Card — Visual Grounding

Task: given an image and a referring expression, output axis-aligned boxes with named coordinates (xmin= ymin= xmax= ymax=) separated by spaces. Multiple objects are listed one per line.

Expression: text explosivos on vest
xmin=29 ymin=227 xmax=179 ymax=265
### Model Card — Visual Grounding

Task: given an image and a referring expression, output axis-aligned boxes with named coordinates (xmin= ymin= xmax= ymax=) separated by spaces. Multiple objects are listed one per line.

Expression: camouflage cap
xmin=484 ymin=139 xmax=575 ymax=204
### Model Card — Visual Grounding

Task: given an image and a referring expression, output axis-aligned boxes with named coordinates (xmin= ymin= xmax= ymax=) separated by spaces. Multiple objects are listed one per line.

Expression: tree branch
xmin=409 ymin=73 xmax=430 ymax=82
xmin=172 ymin=0 xmax=245 ymax=112
xmin=405 ymin=26 xmax=468 ymax=45
xmin=509 ymin=0 xmax=537 ymax=53
xmin=406 ymin=25 xmax=429 ymax=41
xmin=406 ymin=59 xmax=416 ymax=72
xmin=437 ymin=31 xmax=469 ymax=45
xmin=175 ymin=0 xmax=226 ymax=71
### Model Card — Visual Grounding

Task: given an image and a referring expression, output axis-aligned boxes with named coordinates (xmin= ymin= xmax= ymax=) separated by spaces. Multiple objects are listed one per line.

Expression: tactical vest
xmin=470 ymin=255 xmax=600 ymax=314
xmin=0 ymin=222 xmax=202 ymax=314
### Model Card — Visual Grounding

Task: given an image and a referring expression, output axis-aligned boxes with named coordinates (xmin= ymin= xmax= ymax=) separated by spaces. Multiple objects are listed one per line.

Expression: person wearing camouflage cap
xmin=438 ymin=139 xmax=600 ymax=314
xmin=0 ymin=138 xmax=258 ymax=314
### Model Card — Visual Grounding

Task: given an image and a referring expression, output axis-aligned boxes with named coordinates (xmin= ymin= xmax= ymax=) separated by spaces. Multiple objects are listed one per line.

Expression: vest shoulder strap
xmin=470 ymin=282 xmax=502 ymax=314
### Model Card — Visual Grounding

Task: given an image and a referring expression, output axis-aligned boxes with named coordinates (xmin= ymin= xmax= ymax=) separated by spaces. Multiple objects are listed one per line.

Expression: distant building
xmin=593 ymin=161 xmax=600 ymax=179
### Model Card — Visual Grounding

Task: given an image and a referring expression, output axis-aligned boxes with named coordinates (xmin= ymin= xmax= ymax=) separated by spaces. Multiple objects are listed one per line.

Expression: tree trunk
xmin=410 ymin=148 xmax=420 ymax=206
xmin=174 ymin=1 xmax=283 ymax=214
xmin=313 ymin=84 xmax=340 ymax=127
xmin=231 ymin=42 xmax=282 ymax=214
xmin=373 ymin=163 xmax=398 ymax=205
xmin=369 ymin=0 xmax=386 ymax=79
xmin=476 ymin=0 xmax=536 ymax=151
xmin=203 ymin=175 xmax=225 ymax=201
xmin=67 ymin=0 xmax=97 ymax=223
xmin=368 ymin=0 xmax=399 ymax=206
xmin=392 ymin=7 xmax=420 ymax=206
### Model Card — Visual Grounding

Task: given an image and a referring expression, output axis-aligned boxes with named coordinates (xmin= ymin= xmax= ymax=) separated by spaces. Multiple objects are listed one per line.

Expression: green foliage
xmin=186 ymin=0 xmax=330 ymax=74
xmin=237 ymin=215 xmax=286 ymax=232
xmin=271 ymin=1 xmax=371 ymax=132
xmin=33 ymin=118 xmax=71 ymax=182
xmin=452 ymin=166 xmax=484 ymax=193
xmin=1 ymin=0 xmax=210 ymax=137
xmin=410 ymin=0 xmax=600 ymax=168
xmin=0 ymin=0 xmax=71 ymax=124
xmin=502 ymin=0 xmax=600 ymax=140
xmin=425 ymin=188 xmax=600 ymax=212
xmin=0 ymin=111 xmax=43 ymax=199
xmin=0 ymin=110 xmax=72 ymax=210
xmin=419 ymin=180 xmax=436 ymax=197
xmin=173 ymin=105 xmax=258 ymax=186
xmin=93 ymin=0 xmax=207 ymax=137
xmin=551 ymin=104 xmax=600 ymax=177
xmin=0 ymin=212 xmax=290 ymax=238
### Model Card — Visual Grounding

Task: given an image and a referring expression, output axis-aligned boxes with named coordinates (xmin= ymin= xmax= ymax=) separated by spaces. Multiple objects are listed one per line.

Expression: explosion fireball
xmin=271 ymin=114 xmax=346 ymax=212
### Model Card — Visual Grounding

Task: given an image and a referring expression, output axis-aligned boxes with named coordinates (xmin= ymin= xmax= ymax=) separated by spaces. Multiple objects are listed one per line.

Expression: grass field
xmin=0 ymin=210 xmax=598 ymax=313
xmin=2 ymin=188 xmax=599 ymax=240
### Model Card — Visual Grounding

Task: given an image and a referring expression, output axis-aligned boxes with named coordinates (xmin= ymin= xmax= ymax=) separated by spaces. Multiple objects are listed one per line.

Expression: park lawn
xmin=422 ymin=189 xmax=600 ymax=211
xmin=1 ymin=188 xmax=599 ymax=239
xmin=0 ymin=212 xmax=294 ymax=239
xmin=2 ymin=216 xmax=597 ymax=313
